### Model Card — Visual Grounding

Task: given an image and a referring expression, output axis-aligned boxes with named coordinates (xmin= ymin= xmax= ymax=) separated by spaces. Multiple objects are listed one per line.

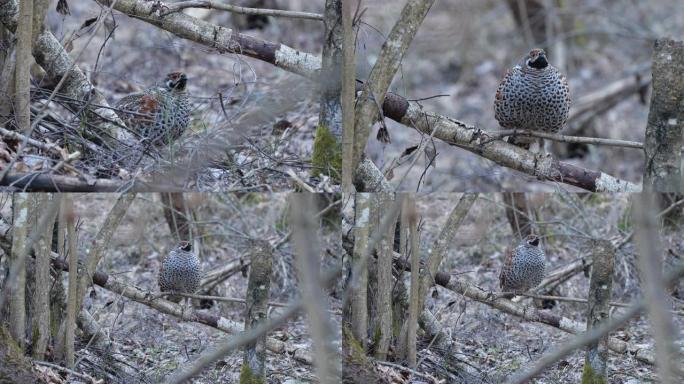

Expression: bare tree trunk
xmin=13 ymin=0 xmax=32 ymax=141
xmin=503 ymin=192 xmax=532 ymax=239
xmin=240 ymin=240 xmax=273 ymax=382
xmin=352 ymin=0 xmax=435 ymax=171
xmin=312 ymin=0 xmax=343 ymax=181
xmin=8 ymin=193 xmax=29 ymax=349
xmin=0 ymin=22 xmax=16 ymax=120
xmin=643 ymin=39 xmax=684 ymax=192
xmin=291 ymin=193 xmax=339 ymax=383
xmin=341 ymin=0 xmax=356 ymax=192
xmin=633 ymin=194 xmax=680 ymax=384
xmin=374 ymin=193 xmax=396 ymax=359
xmin=405 ymin=196 xmax=419 ymax=368
xmin=582 ymin=240 xmax=615 ymax=383
xmin=349 ymin=193 xmax=370 ymax=347
xmin=31 ymin=193 xmax=58 ymax=359
xmin=63 ymin=195 xmax=77 ymax=368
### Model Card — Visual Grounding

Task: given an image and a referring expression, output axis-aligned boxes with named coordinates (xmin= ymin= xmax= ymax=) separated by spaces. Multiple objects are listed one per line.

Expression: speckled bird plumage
xmin=499 ymin=234 xmax=546 ymax=296
xmin=115 ymin=72 xmax=190 ymax=146
xmin=158 ymin=241 xmax=201 ymax=297
xmin=494 ymin=49 xmax=570 ymax=149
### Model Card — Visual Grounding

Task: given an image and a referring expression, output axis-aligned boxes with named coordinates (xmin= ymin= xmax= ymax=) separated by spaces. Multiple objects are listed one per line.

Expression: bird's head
xmin=525 ymin=234 xmax=540 ymax=247
xmin=526 ymin=49 xmax=548 ymax=69
xmin=165 ymin=72 xmax=187 ymax=91
xmin=178 ymin=241 xmax=192 ymax=252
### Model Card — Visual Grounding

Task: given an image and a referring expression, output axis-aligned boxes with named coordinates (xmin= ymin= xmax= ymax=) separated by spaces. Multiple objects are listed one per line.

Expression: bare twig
xmin=487 ymin=129 xmax=670 ymax=150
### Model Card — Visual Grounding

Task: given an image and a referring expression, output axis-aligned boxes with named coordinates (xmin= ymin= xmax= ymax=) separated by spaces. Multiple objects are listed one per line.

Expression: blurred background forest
xmin=356 ymin=0 xmax=683 ymax=191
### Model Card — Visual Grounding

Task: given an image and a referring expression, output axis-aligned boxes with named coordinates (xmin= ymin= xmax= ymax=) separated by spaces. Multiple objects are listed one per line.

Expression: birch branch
xmin=95 ymin=0 xmax=320 ymax=78
xmin=161 ymin=0 xmax=324 ymax=20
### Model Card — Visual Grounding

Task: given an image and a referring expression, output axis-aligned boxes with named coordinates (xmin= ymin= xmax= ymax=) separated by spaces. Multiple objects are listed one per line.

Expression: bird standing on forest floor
xmin=494 ymin=48 xmax=570 ymax=150
xmin=499 ymin=234 xmax=546 ymax=299
xmin=158 ymin=241 xmax=201 ymax=303
xmin=115 ymin=71 xmax=191 ymax=147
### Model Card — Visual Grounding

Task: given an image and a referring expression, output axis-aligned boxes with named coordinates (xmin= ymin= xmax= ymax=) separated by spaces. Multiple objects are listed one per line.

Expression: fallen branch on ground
xmin=0 ymin=172 xmax=172 ymax=192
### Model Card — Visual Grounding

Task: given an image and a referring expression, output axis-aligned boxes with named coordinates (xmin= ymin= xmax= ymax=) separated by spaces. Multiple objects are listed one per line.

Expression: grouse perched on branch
xmin=115 ymin=72 xmax=190 ymax=146
xmin=499 ymin=234 xmax=546 ymax=298
xmin=494 ymin=49 xmax=570 ymax=150
xmin=158 ymin=241 xmax=201 ymax=302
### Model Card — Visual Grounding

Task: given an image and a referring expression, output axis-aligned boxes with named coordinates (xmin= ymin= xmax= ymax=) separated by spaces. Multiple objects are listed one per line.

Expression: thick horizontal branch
xmin=49 ymin=256 xmax=313 ymax=365
xmin=162 ymin=1 xmax=324 ymax=20
xmin=0 ymin=172 xmax=182 ymax=192
xmin=376 ymin=91 xmax=641 ymax=192
xmin=96 ymin=0 xmax=321 ymax=78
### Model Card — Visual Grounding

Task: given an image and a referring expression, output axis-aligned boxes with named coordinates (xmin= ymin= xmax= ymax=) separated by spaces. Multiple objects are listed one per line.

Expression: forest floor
xmin=15 ymin=193 xmax=342 ymax=383
xmin=24 ymin=2 xmax=333 ymax=192
xmin=358 ymin=0 xmax=684 ymax=192
xmin=399 ymin=193 xmax=684 ymax=383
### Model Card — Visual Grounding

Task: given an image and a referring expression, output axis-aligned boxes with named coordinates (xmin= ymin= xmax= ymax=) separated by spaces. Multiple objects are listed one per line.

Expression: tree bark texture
xmin=374 ymin=193 xmax=396 ymax=359
xmin=406 ymin=196 xmax=419 ymax=368
xmin=13 ymin=0 xmax=31 ymax=138
xmin=341 ymin=0 xmax=356 ymax=191
xmin=582 ymin=240 xmax=615 ymax=383
xmin=64 ymin=195 xmax=77 ymax=368
xmin=349 ymin=192 xmax=370 ymax=348
xmin=31 ymin=193 xmax=57 ymax=359
xmin=241 ymin=240 xmax=273 ymax=381
xmin=643 ymin=39 xmax=684 ymax=192
xmin=8 ymin=193 xmax=29 ymax=349
xmin=312 ymin=0 xmax=343 ymax=180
